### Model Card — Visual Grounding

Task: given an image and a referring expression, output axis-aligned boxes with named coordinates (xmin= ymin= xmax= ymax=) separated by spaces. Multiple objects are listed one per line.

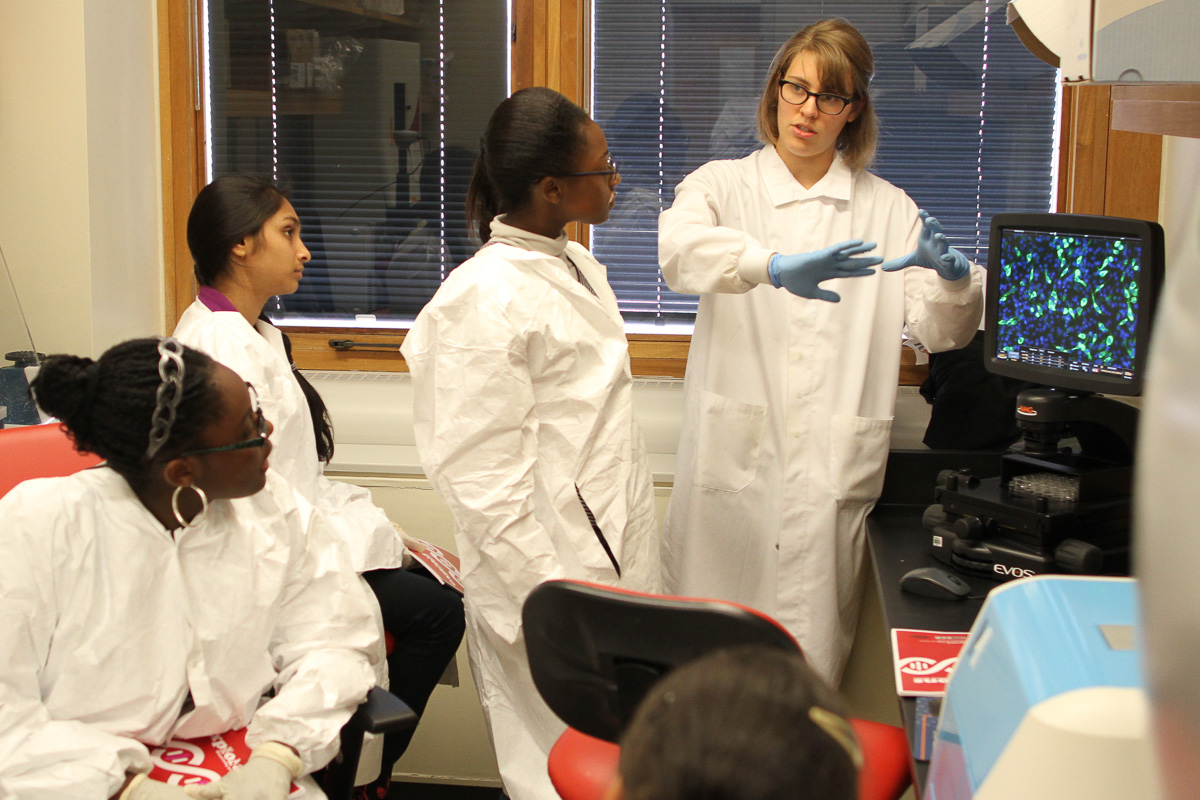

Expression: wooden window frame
xmin=159 ymin=0 xmax=1162 ymax=383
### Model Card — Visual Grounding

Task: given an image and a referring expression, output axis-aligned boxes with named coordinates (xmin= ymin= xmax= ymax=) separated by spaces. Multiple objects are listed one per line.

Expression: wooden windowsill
xmin=284 ymin=325 xmax=926 ymax=385
xmin=284 ymin=328 xmax=693 ymax=377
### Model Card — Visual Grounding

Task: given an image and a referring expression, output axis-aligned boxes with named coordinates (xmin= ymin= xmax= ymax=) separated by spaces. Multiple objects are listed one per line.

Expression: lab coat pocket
xmin=693 ymin=390 xmax=767 ymax=493
xmin=828 ymin=414 xmax=892 ymax=503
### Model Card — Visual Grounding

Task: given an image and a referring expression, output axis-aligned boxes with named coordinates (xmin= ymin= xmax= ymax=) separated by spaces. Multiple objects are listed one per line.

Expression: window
xmin=203 ymin=0 xmax=509 ymax=327
xmin=163 ymin=0 xmax=1097 ymax=377
xmin=591 ymin=0 xmax=1060 ymax=332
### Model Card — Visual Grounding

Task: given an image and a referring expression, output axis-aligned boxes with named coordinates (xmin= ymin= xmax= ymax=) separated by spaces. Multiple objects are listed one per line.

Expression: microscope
xmin=925 ymin=387 xmax=1139 ymax=581
xmin=923 ymin=213 xmax=1164 ymax=583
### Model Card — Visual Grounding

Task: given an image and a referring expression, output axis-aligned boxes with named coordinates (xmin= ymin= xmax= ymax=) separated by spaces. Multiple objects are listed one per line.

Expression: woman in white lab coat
xmin=658 ymin=18 xmax=984 ymax=685
xmin=173 ymin=175 xmax=464 ymax=797
xmin=0 ymin=337 xmax=381 ymax=800
xmin=401 ymin=87 xmax=660 ymax=800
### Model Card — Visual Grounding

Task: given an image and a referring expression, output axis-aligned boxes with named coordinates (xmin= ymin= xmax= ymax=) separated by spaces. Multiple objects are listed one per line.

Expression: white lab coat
xmin=659 ymin=148 xmax=983 ymax=683
xmin=174 ymin=300 xmax=407 ymax=573
xmin=0 ymin=468 xmax=382 ymax=800
xmin=401 ymin=225 xmax=661 ymax=800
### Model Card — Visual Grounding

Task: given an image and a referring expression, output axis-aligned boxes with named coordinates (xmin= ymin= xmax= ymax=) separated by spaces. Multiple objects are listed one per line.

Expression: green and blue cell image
xmin=994 ymin=229 xmax=1141 ymax=373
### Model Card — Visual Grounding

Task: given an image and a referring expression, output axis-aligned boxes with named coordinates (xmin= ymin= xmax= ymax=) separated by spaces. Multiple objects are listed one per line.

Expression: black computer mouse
xmin=899 ymin=566 xmax=971 ymax=601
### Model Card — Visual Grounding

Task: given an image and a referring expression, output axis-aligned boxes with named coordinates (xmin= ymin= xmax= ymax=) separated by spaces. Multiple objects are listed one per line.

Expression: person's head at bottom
xmin=609 ymin=645 xmax=861 ymax=800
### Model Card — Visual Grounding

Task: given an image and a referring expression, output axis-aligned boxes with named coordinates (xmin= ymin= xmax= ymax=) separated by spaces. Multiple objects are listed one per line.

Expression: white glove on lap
xmin=186 ymin=743 xmax=301 ymax=800
xmin=120 ymin=774 xmax=196 ymax=800
xmin=393 ymin=521 xmax=426 ymax=568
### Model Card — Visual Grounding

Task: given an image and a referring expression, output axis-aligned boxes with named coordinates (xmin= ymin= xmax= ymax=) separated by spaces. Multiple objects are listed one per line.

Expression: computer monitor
xmin=984 ymin=213 xmax=1164 ymax=397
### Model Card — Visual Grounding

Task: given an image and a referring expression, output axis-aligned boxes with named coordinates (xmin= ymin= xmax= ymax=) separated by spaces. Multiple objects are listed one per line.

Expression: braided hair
xmin=30 ymin=338 xmax=222 ymax=485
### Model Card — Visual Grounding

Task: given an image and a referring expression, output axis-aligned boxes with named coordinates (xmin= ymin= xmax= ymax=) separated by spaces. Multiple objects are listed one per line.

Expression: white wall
xmin=0 ymin=1 xmax=163 ymax=359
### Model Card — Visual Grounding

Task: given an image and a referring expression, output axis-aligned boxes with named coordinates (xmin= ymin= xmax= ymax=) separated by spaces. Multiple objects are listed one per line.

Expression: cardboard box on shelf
xmin=359 ymin=0 xmax=405 ymax=15
xmin=286 ymin=29 xmax=320 ymax=63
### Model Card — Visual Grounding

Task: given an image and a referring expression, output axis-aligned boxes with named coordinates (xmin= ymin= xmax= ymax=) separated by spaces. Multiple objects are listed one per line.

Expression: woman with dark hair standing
xmin=401 ymin=87 xmax=660 ymax=800
xmin=173 ymin=175 xmax=464 ymax=800
xmin=0 ymin=338 xmax=381 ymax=799
xmin=658 ymin=18 xmax=983 ymax=686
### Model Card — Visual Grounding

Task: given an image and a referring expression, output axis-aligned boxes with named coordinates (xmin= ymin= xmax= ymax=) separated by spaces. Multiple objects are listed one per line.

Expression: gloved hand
xmin=768 ymin=240 xmax=881 ymax=302
xmin=186 ymin=743 xmax=301 ymax=800
xmin=880 ymin=209 xmax=970 ymax=281
xmin=119 ymin=774 xmax=196 ymax=800
xmin=394 ymin=521 xmax=425 ymax=568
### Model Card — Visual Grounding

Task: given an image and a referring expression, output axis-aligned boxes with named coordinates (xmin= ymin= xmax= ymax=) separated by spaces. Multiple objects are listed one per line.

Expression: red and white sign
xmin=148 ymin=728 xmax=303 ymax=797
xmin=891 ymin=628 xmax=969 ymax=697
xmin=408 ymin=537 xmax=464 ymax=595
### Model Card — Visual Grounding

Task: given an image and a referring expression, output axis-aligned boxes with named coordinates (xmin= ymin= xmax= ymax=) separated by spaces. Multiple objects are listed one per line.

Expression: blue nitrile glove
xmin=768 ymin=240 xmax=882 ymax=303
xmin=880 ymin=209 xmax=970 ymax=281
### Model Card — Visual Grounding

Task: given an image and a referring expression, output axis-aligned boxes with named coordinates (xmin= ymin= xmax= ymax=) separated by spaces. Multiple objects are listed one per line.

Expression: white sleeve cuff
xmin=736 ymin=248 xmax=776 ymax=286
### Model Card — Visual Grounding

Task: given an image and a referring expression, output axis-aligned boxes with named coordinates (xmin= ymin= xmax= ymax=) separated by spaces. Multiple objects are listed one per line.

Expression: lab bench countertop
xmin=866 ymin=449 xmax=1006 ymax=795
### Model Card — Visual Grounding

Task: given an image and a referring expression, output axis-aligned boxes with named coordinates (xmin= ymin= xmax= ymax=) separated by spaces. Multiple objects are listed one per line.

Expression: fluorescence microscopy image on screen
xmin=994 ymin=229 xmax=1142 ymax=373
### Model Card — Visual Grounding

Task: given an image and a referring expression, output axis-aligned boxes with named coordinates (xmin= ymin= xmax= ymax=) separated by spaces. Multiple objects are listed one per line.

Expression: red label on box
xmin=891 ymin=628 xmax=969 ymax=697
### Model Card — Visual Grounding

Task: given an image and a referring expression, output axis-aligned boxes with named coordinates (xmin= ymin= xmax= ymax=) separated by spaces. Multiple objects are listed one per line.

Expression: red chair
xmin=522 ymin=580 xmax=913 ymax=800
xmin=0 ymin=423 xmax=102 ymax=498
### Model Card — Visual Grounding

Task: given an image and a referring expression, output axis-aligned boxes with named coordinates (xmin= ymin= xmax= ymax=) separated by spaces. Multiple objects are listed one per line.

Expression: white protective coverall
xmin=401 ymin=221 xmax=661 ymax=800
xmin=174 ymin=299 xmax=407 ymax=572
xmin=659 ymin=148 xmax=983 ymax=684
xmin=0 ymin=468 xmax=382 ymax=800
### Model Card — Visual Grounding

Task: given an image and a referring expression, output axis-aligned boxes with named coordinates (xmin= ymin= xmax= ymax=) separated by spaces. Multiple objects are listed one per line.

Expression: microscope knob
xmin=923 ymin=504 xmax=947 ymax=530
xmin=937 ymin=469 xmax=979 ymax=491
xmin=953 ymin=515 xmax=985 ymax=541
xmin=1055 ymin=538 xmax=1103 ymax=574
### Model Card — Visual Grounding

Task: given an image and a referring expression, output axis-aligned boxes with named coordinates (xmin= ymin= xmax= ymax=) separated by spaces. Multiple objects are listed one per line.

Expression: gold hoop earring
xmin=171 ymin=484 xmax=209 ymax=529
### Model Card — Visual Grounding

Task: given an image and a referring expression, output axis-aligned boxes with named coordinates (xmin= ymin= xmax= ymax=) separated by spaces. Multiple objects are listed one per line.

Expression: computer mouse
xmin=899 ymin=566 xmax=971 ymax=601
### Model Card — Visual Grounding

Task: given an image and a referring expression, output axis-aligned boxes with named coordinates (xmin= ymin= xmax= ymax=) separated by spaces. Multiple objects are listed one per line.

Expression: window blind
xmin=592 ymin=0 xmax=1059 ymax=330
xmin=205 ymin=0 xmax=507 ymax=327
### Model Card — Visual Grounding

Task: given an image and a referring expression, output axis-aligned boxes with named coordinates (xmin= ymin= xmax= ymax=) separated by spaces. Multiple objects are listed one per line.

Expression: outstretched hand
xmin=880 ymin=209 xmax=970 ymax=281
xmin=768 ymin=239 xmax=881 ymax=303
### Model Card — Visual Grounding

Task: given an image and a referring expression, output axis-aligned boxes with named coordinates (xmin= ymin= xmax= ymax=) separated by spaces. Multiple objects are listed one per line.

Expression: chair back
xmin=522 ymin=579 xmax=800 ymax=743
xmin=0 ymin=423 xmax=102 ymax=499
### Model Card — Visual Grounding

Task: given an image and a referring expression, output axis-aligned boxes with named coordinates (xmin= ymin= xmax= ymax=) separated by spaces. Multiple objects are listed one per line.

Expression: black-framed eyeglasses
xmin=176 ymin=383 xmax=268 ymax=457
xmin=778 ymin=79 xmax=854 ymax=115
xmin=559 ymin=157 xmax=620 ymax=178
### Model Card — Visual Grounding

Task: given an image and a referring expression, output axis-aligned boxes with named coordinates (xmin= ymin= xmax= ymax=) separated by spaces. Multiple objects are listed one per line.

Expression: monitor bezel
xmin=984 ymin=213 xmax=1164 ymax=397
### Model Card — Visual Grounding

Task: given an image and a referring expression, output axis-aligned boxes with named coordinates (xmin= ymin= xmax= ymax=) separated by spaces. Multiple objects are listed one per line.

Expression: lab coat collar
xmin=197 ymin=286 xmax=239 ymax=313
xmin=760 ymin=147 xmax=854 ymax=207
xmin=489 ymin=217 xmax=572 ymax=258
xmin=91 ymin=466 xmax=181 ymax=542
xmin=489 ymin=216 xmax=609 ymax=307
xmin=483 ymin=219 xmax=624 ymax=328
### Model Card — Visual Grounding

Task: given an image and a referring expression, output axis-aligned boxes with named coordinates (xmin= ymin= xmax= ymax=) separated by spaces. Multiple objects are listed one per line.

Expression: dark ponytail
xmin=261 ymin=313 xmax=335 ymax=463
xmin=466 ymin=87 xmax=591 ymax=243
xmin=31 ymin=339 xmax=221 ymax=484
